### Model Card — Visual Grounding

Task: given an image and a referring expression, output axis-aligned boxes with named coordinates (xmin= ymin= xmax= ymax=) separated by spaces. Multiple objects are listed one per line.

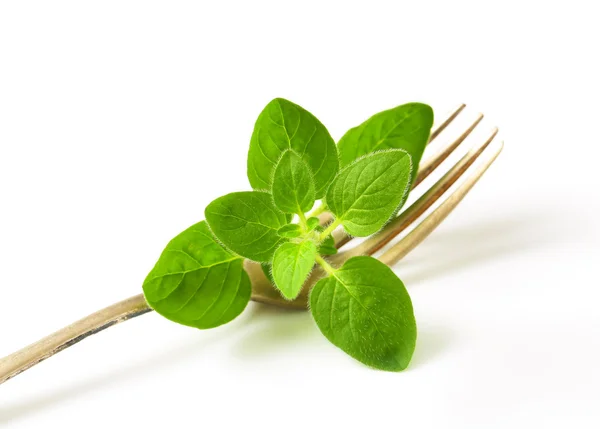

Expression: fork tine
xmin=378 ymin=140 xmax=504 ymax=267
xmin=414 ymin=113 xmax=484 ymax=187
xmin=331 ymin=128 xmax=499 ymax=262
xmin=429 ymin=104 xmax=466 ymax=141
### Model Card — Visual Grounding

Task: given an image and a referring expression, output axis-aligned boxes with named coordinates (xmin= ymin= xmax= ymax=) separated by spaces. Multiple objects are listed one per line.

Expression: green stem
xmin=308 ymin=203 xmax=327 ymax=218
xmin=298 ymin=211 xmax=308 ymax=230
xmin=315 ymin=255 xmax=337 ymax=275
xmin=319 ymin=218 xmax=341 ymax=241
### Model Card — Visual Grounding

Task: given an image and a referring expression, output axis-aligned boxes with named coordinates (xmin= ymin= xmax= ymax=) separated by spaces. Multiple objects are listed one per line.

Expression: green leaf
xmin=272 ymin=241 xmax=317 ymax=300
xmin=317 ymin=233 xmax=337 ymax=255
xmin=326 ymin=149 xmax=412 ymax=237
xmin=261 ymin=263 xmax=275 ymax=285
xmin=313 ymin=225 xmax=337 ymax=255
xmin=337 ymin=103 xmax=433 ymax=181
xmin=143 ymin=221 xmax=251 ymax=329
xmin=277 ymin=223 xmax=303 ymax=238
xmin=247 ymin=98 xmax=339 ymax=198
xmin=306 ymin=217 xmax=320 ymax=231
xmin=271 ymin=150 xmax=316 ymax=215
xmin=310 ymin=256 xmax=416 ymax=371
xmin=205 ymin=191 xmax=290 ymax=263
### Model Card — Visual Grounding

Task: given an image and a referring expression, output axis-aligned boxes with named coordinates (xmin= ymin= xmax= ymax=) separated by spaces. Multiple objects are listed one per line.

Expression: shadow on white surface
xmin=0 ymin=329 xmax=227 ymax=424
xmin=0 ymin=209 xmax=562 ymax=423
xmin=0 ymin=304 xmax=318 ymax=424
xmin=398 ymin=210 xmax=562 ymax=286
xmin=232 ymin=304 xmax=319 ymax=359
xmin=410 ymin=325 xmax=456 ymax=369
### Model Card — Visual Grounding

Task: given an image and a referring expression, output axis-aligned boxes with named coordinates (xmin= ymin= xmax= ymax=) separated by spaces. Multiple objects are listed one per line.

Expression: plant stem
xmin=319 ymin=218 xmax=341 ymax=241
xmin=315 ymin=255 xmax=337 ymax=275
xmin=308 ymin=203 xmax=327 ymax=218
xmin=298 ymin=211 xmax=308 ymax=230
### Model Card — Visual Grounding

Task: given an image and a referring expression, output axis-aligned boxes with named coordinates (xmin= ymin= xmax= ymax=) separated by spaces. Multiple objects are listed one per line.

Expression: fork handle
xmin=0 ymin=294 xmax=151 ymax=385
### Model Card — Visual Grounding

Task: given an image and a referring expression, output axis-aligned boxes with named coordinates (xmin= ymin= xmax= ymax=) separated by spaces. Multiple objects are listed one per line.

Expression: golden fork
xmin=0 ymin=104 xmax=503 ymax=384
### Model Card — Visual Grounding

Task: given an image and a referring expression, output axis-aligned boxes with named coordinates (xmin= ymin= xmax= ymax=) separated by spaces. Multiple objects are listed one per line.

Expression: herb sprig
xmin=142 ymin=98 xmax=434 ymax=371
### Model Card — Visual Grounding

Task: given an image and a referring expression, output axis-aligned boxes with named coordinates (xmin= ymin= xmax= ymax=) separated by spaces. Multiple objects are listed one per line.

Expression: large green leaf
xmin=247 ymin=98 xmax=338 ymax=198
xmin=205 ymin=191 xmax=290 ymax=262
xmin=272 ymin=241 xmax=317 ymax=300
xmin=271 ymin=150 xmax=315 ymax=215
xmin=310 ymin=256 xmax=417 ymax=371
xmin=326 ymin=149 xmax=412 ymax=237
xmin=143 ymin=221 xmax=251 ymax=329
xmin=337 ymin=103 xmax=433 ymax=181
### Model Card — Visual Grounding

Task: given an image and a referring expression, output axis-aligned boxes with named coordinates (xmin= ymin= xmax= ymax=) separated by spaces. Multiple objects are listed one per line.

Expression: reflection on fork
xmin=0 ymin=103 xmax=503 ymax=384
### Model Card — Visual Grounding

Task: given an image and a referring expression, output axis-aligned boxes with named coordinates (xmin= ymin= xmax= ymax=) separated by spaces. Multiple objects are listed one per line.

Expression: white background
xmin=1 ymin=1 xmax=599 ymax=427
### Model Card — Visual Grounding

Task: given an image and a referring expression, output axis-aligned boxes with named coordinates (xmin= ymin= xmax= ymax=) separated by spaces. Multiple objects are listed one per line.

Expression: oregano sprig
xmin=142 ymin=98 xmax=434 ymax=371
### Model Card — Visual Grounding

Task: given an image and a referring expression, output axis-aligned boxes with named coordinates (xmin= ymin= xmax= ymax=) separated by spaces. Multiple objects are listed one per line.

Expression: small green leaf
xmin=272 ymin=150 xmax=316 ymax=215
xmin=143 ymin=221 xmax=251 ymax=329
xmin=317 ymin=233 xmax=337 ymax=255
xmin=272 ymin=241 xmax=317 ymax=300
xmin=326 ymin=150 xmax=412 ymax=237
xmin=247 ymin=98 xmax=339 ymax=198
xmin=313 ymin=225 xmax=337 ymax=255
xmin=337 ymin=103 xmax=433 ymax=181
xmin=278 ymin=224 xmax=303 ymax=238
xmin=306 ymin=217 xmax=320 ymax=231
xmin=205 ymin=191 xmax=290 ymax=263
xmin=310 ymin=256 xmax=416 ymax=371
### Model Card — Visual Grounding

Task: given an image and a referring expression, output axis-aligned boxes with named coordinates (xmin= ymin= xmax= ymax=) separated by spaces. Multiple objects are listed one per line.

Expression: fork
xmin=0 ymin=104 xmax=503 ymax=384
